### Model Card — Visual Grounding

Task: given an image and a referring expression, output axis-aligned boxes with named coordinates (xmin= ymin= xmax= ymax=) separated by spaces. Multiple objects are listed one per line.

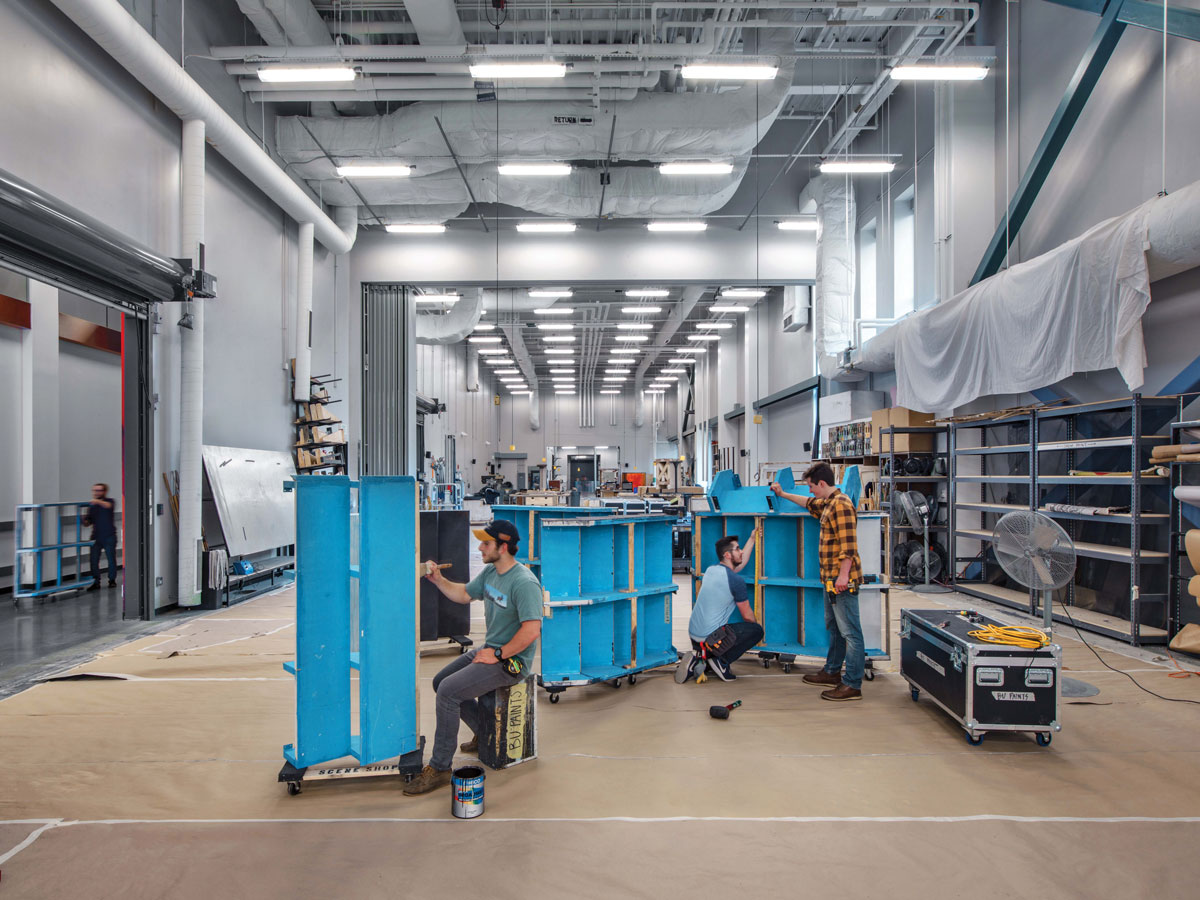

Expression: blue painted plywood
xmin=358 ymin=477 xmax=420 ymax=765
xmin=288 ymin=476 xmax=352 ymax=767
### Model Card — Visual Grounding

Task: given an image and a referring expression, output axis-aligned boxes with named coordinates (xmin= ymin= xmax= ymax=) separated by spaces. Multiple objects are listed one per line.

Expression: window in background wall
xmin=858 ymin=218 xmax=877 ymax=322
xmin=892 ymin=187 xmax=915 ymax=318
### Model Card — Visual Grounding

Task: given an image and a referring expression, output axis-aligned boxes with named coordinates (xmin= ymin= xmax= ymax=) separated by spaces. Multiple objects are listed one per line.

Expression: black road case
xmin=900 ymin=608 xmax=1061 ymax=746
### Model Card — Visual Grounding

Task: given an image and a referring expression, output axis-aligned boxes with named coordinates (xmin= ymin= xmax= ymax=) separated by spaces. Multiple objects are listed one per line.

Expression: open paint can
xmin=451 ymin=765 xmax=485 ymax=818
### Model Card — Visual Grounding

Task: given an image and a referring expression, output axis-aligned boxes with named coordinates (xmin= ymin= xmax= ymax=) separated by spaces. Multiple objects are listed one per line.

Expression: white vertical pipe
xmin=293 ymin=222 xmax=315 ymax=401
xmin=177 ymin=118 xmax=205 ymax=607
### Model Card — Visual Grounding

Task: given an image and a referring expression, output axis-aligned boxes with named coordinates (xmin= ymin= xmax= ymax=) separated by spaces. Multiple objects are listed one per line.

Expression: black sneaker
xmin=86 ymin=583 xmax=100 ymax=593
xmin=708 ymin=657 xmax=735 ymax=682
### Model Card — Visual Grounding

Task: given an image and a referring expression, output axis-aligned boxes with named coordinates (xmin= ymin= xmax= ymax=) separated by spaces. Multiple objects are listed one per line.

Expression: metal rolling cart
xmin=489 ymin=504 xmax=610 ymax=580
xmin=538 ymin=515 xmax=679 ymax=701
xmin=13 ymin=501 xmax=97 ymax=603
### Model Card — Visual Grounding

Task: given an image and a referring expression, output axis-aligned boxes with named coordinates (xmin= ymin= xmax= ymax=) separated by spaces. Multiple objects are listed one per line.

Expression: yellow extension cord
xmin=967 ymin=623 xmax=1051 ymax=649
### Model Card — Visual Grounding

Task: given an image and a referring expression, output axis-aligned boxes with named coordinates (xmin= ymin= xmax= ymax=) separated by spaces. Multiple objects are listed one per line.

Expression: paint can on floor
xmin=451 ymin=765 xmax=485 ymax=818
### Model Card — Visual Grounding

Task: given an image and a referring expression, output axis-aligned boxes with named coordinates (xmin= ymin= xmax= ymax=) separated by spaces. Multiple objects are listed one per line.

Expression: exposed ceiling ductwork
xmin=415 ymin=288 xmax=484 ymax=344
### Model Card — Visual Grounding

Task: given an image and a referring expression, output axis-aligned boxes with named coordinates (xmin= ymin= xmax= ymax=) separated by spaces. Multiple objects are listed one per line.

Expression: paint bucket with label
xmin=451 ymin=765 xmax=485 ymax=818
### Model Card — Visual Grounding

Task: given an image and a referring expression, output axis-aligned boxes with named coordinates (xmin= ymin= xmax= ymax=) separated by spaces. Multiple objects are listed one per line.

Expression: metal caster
xmin=1036 ymin=732 xmax=1052 ymax=747
xmin=286 ymin=782 xmax=302 ymax=796
xmin=548 ymin=692 xmax=560 ymax=704
xmin=612 ymin=678 xmax=622 ymax=689
xmin=865 ymin=669 xmax=875 ymax=682
xmin=965 ymin=732 xmax=984 ymax=746
xmin=628 ymin=674 xmax=637 ymax=686
xmin=781 ymin=663 xmax=792 ymax=674
xmin=910 ymin=687 xmax=920 ymax=702
xmin=761 ymin=659 xmax=771 ymax=669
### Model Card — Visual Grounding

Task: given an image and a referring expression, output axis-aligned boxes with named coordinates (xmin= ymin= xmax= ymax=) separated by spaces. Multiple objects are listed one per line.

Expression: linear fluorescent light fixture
xmin=496 ymin=369 xmax=520 ymax=375
xmin=258 ymin=66 xmax=356 ymax=83
xmin=336 ymin=164 xmax=412 ymax=178
xmin=710 ymin=304 xmax=749 ymax=313
xmin=470 ymin=62 xmax=567 ymax=79
xmin=484 ymin=359 xmax=513 ymax=365
xmin=537 ymin=323 xmax=573 ymax=331
xmin=595 ymin=446 xmax=610 ymax=450
xmin=554 ymin=389 xmax=576 ymax=395
xmin=468 ymin=336 xmax=502 ymax=343
xmin=614 ymin=335 xmax=649 ymax=342
xmin=545 ymin=348 xmax=574 ymax=354
xmin=777 ymin=220 xmax=818 ymax=232
xmin=687 ymin=334 xmax=719 ymax=342
xmin=498 ymin=163 xmax=572 ymax=176
xmin=644 ymin=389 xmax=666 ymax=395
xmin=386 ymin=223 xmax=446 ymax=234
xmin=625 ymin=290 xmax=669 ymax=298
xmin=604 ymin=376 xmax=627 ymax=382
xmin=473 ymin=323 xmax=495 ymax=330
xmin=655 ymin=376 xmax=680 ymax=382
xmin=609 ymin=358 xmax=636 ymax=365
xmin=617 ymin=323 xmax=653 ymax=330
xmin=661 ymin=368 xmax=686 ymax=374
xmin=529 ymin=289 xmax=573 ymax=298
xmin=516 ymin=221 xmax=576 ymax=233
xmin=680 ymin=64 xmax=778 ymax=81
xmin=890 ymin=65 xmax=989 ymax=81
xmin=721 ymin=288 xmax=767 ymax=298
xmin=542 ymin=335 xmax=576 ymax=343
xmin=599 ymin=390 xmax=621 ymax=395
xmin=697 ymin=322 xmax=734 ymax=330
xmin=560 ymin=446 xmax=578 ymax=451
xmin=659 ymin=162 xmax=734 ymax=176
xmin=621 ymin=306 xmax=662 ymax=314
xmin=670 ymin=358 xmax=696 ymax=364
xmin=606 ymin=368 xmax=631 ymax=374
xmin=678 ymin=347 xmax=707 ymax=354
xmin=478 ymin=349 xmax=509 ymax=356
xmin=549 ymin=368 xmax=575 ymax=374
xmin=415 ymin=294 xmax=460 ymax=303
xmin=533 ymin=308 xmax=574 ymax=316
xmin=647 ymin=221 xmax=707 ymax=232
xmin=818 ymin=160 xmax=895 ymax=174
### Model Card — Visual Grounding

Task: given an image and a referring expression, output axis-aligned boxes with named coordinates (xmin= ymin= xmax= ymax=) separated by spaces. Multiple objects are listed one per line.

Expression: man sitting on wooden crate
xmin=678 ymin=531 xmax=762 ymax=683
xmin=771 ymin=463 xmax=865 ymax=702
xmin=406 ymin=519 xmax=543 ymax=795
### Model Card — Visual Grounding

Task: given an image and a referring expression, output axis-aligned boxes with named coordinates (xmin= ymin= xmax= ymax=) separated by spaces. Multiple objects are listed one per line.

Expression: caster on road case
xmin=611 ymin=678 xmax=622 ymax=688
xmin=965 ymin=732 xmax=984 ymax=746
xmin=1036 ymin=732 xmax=1052 ymax=747
xmin=548 ymin=692 xmax=560 ymax=704
xmin=286 ymin=781 xmax=302 ymax=796
xmin=628 ymin=673 xmax=637 ymax=686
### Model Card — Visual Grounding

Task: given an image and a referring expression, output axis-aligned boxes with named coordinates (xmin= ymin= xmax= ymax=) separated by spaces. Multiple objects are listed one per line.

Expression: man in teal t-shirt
xmin=405 ymin=519 xmax=543 ymax=795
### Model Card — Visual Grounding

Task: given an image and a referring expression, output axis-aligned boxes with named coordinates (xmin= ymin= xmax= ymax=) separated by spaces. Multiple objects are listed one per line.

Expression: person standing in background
xmin=84 ymin=483 xmax=117 ymax=590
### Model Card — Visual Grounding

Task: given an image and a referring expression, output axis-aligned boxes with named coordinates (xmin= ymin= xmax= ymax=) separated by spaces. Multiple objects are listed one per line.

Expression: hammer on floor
xmin=709 ymin=700 xmax=742 ymax=720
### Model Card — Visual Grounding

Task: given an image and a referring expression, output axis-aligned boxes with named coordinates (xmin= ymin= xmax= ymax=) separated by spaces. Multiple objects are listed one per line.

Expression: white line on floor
xmin=137 ymin=622 xmax=294 ymax=655
xmin=0 ymin=820 xmax=62 ymax=865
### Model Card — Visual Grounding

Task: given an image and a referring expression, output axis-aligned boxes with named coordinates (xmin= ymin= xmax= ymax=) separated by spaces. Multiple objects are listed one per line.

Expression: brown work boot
xmin=402 ymin=765 xmax=453 ymax=795
xmin=820 ymin=683 xmax=863 ymax=702
xmin=459 ymin=735 xmax=479 ymax=753
xmin=802 ymin=669 xmax=841 ymax=687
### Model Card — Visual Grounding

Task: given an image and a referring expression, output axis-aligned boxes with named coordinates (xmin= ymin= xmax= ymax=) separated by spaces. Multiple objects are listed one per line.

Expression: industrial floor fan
xmin=992 ymin=511 xmax=1077 ymax=635
xmin=896 ymin=491 xmax=951 ymax=594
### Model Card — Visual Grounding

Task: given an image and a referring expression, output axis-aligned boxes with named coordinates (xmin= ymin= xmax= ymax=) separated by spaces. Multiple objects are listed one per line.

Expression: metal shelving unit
xmin=951 ymin=395 xmax=1178 ymax=645
xmin=881 ymin=425 xmax=950 ymax=587
xmin=1168 ymin=418 xmax=1200 ymax=638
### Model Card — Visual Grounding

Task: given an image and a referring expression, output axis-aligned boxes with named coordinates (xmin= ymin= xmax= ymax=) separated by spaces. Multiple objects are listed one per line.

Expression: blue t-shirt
xmin=688 ymin=564 xmax=749 ymax=642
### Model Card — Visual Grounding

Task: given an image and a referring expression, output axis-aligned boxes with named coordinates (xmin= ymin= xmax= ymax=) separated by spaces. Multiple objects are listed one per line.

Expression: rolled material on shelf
xmin=1151 ymin=443 xmax=1200 ymax=459
xmin=1187 ymin=530 xmax=1200 ymax=570
xmin=1189 ymin=575 xmax=1200 ymax=601
xmin=1174 ymin=485 xmax=1200 ymax=505
xmin=1177 ymin=453 xmax=1200 ymax=462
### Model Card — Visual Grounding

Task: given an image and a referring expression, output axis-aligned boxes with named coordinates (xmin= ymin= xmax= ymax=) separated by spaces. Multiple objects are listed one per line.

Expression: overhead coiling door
xmin=0 ymin=167 xmax=186 ymax=312
xmin=0 ymin=167 xmax=163 ymax=618
xmin=362 ymin=284 xmax=411 ymax=476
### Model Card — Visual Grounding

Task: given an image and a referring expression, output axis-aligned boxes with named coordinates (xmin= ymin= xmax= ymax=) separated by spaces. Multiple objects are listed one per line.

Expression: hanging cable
xmin=1004 ymin=0 xmax=1012 ymax=272
xmin=1160 ymin=0 xmax=1169 ymax=197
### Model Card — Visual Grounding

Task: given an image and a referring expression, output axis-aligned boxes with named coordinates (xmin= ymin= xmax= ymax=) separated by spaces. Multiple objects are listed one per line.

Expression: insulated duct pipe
xmin=292 ymin=222 xmax=314 ymax=401
xmin=839 ymin=177 xmax=1200 ymax=379
xmin=177 ymin=119 xmax=205 ymax=608
xmin=496 ymin=320 xmax=541 ymax=432
xmin=634 ymin=286 xmax=705 ymax=427
xmin=465 ymin=346 xmax=480 ymax=392
xmin=402 ymin=0 xmax=467 ymax=45
xmin=415 ymin=288 xmax=484 ymax=344
xmin=49 ymin=0 xmax=356 ymax=254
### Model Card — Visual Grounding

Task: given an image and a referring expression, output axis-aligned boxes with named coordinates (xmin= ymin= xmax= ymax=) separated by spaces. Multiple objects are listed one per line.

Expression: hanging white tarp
xmin=815 ymin=176 xmax=856 ymax=355
xmin=893 ymin=201 xmax=1153 ymax=413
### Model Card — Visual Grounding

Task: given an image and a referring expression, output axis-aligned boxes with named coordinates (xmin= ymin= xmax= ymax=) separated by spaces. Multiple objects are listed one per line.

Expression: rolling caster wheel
xmin=613 ymin=678 xmax=622 ymax=688
xmin=865 ymin=669 xmax=875 ymax=682
xmin=965 ymin=732 xmax=984 ymax=746
xmin=628 ymin=674 xmax=637 ymax=686
xmin=286 ymin=782 xmax=302 ymax=796
xmin=781 ymin=664 xmax=792 ymax=674
xmin=1036 ymin=733 xmax=1052 ymax=747
xmin=549 ymin=692 xmax=560 ymax=704
xmin=910 ymin=687 xmax=920 ymax=702
xmin=761 ymin=659 xmax=770 ymax=669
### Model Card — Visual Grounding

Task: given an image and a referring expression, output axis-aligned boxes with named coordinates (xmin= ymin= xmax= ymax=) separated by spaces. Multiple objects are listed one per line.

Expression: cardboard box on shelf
xmin=891 ymin=407 xmax=935 ymax=428
xmin=871 ymin=408 xmax=891 ymax=436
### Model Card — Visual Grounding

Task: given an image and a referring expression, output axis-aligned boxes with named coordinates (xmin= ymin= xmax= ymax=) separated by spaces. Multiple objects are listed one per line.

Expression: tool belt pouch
xmin=703 ymin=625 xmax=738 ymax=656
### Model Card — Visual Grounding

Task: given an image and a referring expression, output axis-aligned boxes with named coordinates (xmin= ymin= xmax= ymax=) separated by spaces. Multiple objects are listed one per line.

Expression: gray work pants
xmin=430 ymin=648 xmax=520 ymax=770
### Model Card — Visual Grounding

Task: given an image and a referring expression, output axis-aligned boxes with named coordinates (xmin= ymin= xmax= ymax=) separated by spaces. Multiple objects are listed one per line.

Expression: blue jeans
xmin=823 ymin=590 xmax=865 ymax=689
xmin=691 ymin=620 xmax=764 ymax=665
xmin=429 ymin=649 xmax=521 ymax=770
xmin=91 ymin=534 xmax=117 ymax=584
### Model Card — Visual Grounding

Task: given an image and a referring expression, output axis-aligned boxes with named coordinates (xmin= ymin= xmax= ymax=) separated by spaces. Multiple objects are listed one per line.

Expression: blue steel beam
xmin=1160 ymin=354 xmax=1200 ymax=397
xmin=1048 ymin=0 xmax=1200 ymax=41
xmin=971 ymin=1 xmax=1126 ymax=285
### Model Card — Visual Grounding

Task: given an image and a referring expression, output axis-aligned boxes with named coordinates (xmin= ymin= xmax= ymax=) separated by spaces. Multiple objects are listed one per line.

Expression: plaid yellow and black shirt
xmin=806 ymin=489 xmax=862 ymax=590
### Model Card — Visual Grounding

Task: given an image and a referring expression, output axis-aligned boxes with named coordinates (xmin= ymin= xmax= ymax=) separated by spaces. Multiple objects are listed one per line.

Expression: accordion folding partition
xmin=282 ymin=476 xmax=422 ymax=772
xmin=538 ymin=515 xmax=679 ymax=699
xmin=489 ymin=505 xmax=611 ymax=579
xmin=692 ymin=467 xmax=887 ymax=673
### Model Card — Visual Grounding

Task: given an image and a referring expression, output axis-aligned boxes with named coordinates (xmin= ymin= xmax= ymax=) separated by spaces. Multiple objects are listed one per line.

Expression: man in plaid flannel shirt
xmin=772 ymin=462 xmax=865 ymax=701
